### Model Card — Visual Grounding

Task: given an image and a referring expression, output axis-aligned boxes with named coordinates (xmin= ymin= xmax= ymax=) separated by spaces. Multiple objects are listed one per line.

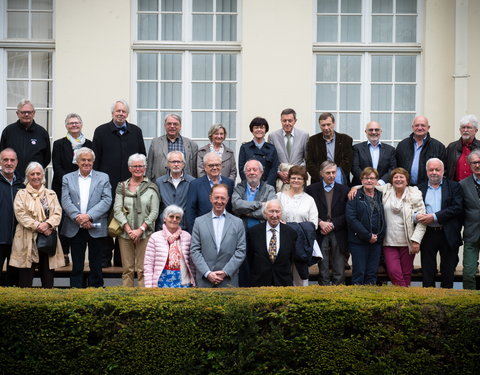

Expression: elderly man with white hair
xmin=445 ymin=114 xmax=480 ymax=181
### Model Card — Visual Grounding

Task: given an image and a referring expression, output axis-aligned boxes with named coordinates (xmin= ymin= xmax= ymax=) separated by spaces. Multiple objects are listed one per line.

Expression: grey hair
xmin=64 ymin=113 xmax=83 ymax=125
xmin=203 ymin=152 xmax=221 ymax=165
xmin=459 ymin=114 xmax=479 ymax=130
xmin=24 ymin=162 xmax=45 ymax=185
xmin=74 ymin=147 xmax=96 ymax=163
xmin=167 ymin=151 xmax=185 ymax=163
xmin=111 ymin=100 xmax=129 ymax=114
xmin=468 ymin=149 xmax=480 ymax=162
xmin=128 ymin=153 xmax=147 ymax=167
xmin=163 ymin=204 xmax=184 ymax=219
xmin=208 ymin=124 xmax=227 ymax=142
xmin=425 ymin=158 xmax=444 ymax=170
xmin=320 ymin=160 xmax=337 ymax=172
xmin=17 ymin=99 xmax=35 ymax=111
xmin=262 ymin=199 xmax=283 ymax=216
xmin=164 ymin=113 xmax=182 ymax=125
xmin=244 ymin=159 xmax=264 ymax=173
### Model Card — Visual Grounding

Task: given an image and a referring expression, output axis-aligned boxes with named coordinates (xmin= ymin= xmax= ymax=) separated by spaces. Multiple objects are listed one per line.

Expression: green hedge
xmin=1 ymin=286 xmax=479 ymax=374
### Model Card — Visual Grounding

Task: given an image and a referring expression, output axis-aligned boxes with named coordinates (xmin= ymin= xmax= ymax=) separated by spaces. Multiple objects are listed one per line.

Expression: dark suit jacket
xmin=185 ymin=175 xmax=234 ymax=233
xmin=418 ymin=178 xmax=463 ymax=249
xmin=351 ymin=142 xmax=397 ymax=185
xmin=306 ymin=131 xmax=353 ymax=184
xmin=305 ymin=182 xmax=349 ymax=253
xmin=51 ymin=137 xmax=93 ymax=200
xmin=247 ymin=222 xmax=297 ymax=287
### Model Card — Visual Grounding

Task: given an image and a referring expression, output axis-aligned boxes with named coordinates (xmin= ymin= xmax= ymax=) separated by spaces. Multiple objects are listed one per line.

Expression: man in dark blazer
xmin=417 ymin=158 xmax=463 ymax=288
xmin=92 ymin=100 xmax=146 ymax=267
xmin=185 ymin=152 xmax=234 ymax=233
xmin=247 ymin=199 xmax=298 ymax=287
xmin=352 ymin=121 xmax=396 ymax=185
xmin=306 ymin=112 xmax=353 ymax=185
xmin=305 ymin=160 xmax=349 ymax=285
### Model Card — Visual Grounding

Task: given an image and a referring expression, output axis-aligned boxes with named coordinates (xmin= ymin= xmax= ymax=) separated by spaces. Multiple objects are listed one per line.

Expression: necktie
xmin=286 ymin=134 xmax=292 ymax=158
xmin=268 ymin=228 xmax=277 ymax=263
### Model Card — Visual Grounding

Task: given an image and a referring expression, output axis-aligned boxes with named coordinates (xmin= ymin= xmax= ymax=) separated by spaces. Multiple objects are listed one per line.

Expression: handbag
xmin=36 ymin=230 xmax=58 ymax=256
xmin=108 ymin=182 xmax=126 ymax=238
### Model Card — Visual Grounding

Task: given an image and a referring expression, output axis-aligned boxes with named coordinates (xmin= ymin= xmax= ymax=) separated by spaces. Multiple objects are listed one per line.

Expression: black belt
xmin=427 ymin=226 xmax=443 ymax=231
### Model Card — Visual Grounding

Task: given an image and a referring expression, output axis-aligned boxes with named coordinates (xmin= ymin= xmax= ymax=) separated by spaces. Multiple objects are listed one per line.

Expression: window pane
xmin=138 ymin=14 xmax=158 ymax=40
xmin=8 ymin=52 xmax=29 ymax=78
xmin=370 ymin=113 xmax=392 ymax=140
xmin=317 ymin=15 xmax=338 ymax=42
xmin=192 ymin=83 xmax=213 ymax=108
xmin=317 ymin=55 xmax=338 ymax=81
xmin=340 ymin=113 xmax=361 ymax=139
xmin=161 ymin=83 xmax=181 ymax=108
xmin=138 ymin=82 xmax=158 ymax=108
xmin=215 ymin=111 xmax=236 ymax=136
xmin=396 ymin=0 xmax=416 ymax=13
xmin=396 ymin=15 xmax=416 ymax=42
xmin=342 ymin=0 xmax=361 ymax=13
xmin=7 ymin=12 xmax=28 ymax=38
xmin=341 ymin=15 xmax=361 ymax=42
xmin=394 ymin=113 xmax=413 ymax=139
xmin=193 ymin=14 xmax=213 ymax=41
xmin=162 ymin=13 xmax=182 ymax=40
xmin=32 ymin=0 xmax=53 ymax=10
xmin=340 ymin=84 xmax=360 ymax=110
xmin=395 ymin=55 xmax=416 ymax=82
xmin=394 ymin=85 xmax=415 ymax=111
xmin=161 ymin=54 xmax=181 ymax=80
xmin=193 ymin=0 xmax=212 ymax=12
xmin=162 ymin=0 xmax=181 ymax=11
xmin=217 ymin=0 xmax=237 ymax=12
xmin=316 ymin=84 xmax=337 ymax=110
xmin=372 ymin=0 xmax=393 ymax=13
xmin=32 ymin=12 xmax=53 ymax=39
xmin=371 ymin=84 xmax=392 ymax=110
xmin=31 ymin=81 xmax=52 ymax=107
xmin=216 ymin=83 xmax=236 ymax=109
xmin=31 ymin=52 xmax=52 ymax=79
xmin=318 ymin=0 xmax=338 ymax=12
xmin=216 ymin=54 xmax=236 ymax=80
xmin=7 ymin=81 xmax=28 ymax=106
xmin=138 ymin=53 xmax=158 ymax=80
xmin=372 ymin=15 xmax=392 ymax=42
xmin=217 ymin=15 xmax=237 ymax=41
xmin=138 ymin=111 xmax=158 ymax=137
xmin=340 ymin=55 xmax=361 ymax=82
xmin=139 ymin=0 xmax=158 ymax=11
xmin=34 ymin=110 xmax=50 ymax=131
xmin=192 ymin=54 xmax=213 ymax=80
xmin=8 ymin=0 xmax=28 ymax=9
xmin=371 ymin=55 xmax=392 ymax=82
xmin=192 ymin=112 xmax=213 ymax=137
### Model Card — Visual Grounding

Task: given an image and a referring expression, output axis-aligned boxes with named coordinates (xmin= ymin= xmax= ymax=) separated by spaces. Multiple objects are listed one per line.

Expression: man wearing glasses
xmin=351 ymin=121 xmax=397 ymax=186
xmin=0 ymin=99 xmax=51 ymax=177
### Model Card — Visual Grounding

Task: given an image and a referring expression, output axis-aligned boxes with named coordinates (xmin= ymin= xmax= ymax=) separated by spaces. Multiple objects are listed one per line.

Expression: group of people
xmin=1 ymin=99 xmax=479 ymax=290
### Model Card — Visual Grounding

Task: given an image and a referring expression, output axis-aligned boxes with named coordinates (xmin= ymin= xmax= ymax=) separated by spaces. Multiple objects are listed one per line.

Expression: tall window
xmin=2 ymin=0 xmax=54 ymax=132
xmin=134 ymin=0 xmax=240 ymax=151
xmin=315 ymin=0 xmax=420 ymax=144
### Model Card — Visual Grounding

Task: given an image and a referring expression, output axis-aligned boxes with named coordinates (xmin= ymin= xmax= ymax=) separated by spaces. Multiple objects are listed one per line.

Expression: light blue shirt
xmin=425 ymin=181 xmax=442 ymax=225
xmin=254 ymin=140 xmax=265 ymax=149
xmin=322 ymin=180 xmax=334 ymax=192
xmin=204 ymin=211 xmax=226 ymax=278
xmin=207 ymin=175 xmax=224 ymax=188
xmin=410 ymin=137 xmax=425 ymax=185
xmin=246 ymin=183 xmax=260 ymax=228
xmin=368 ymin=141 xmax=381 ymax=170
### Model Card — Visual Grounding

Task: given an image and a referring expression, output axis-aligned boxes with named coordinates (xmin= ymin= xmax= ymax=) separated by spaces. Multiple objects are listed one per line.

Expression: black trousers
xmin=420 ymin=227 xmax=459 ymax=288
xmin=0 ymin=244 xmax=18 ymax=286
xmin=17 ymin=251 xmax=54 ymax=288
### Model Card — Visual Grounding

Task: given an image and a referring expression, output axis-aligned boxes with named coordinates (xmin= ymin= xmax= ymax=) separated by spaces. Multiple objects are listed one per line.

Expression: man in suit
xmin=247 ymin=199 xmax=298 ymax=287
xmin=352 ymin=121 xmax=397 ymax=186
xmin=92 ymin=100 xmax=146 ymax=267
xmin=190 ymin=184 xmax=246 ymax=288
xmin=460 ymin=149 xmax=480 ymax=289
xmin=445 ymin=114 xmax=480 ymax=181
xmin=147 ymin=114 xmax=198 ymax=181
xmin=185 ymin=152 xmax=234 ymax=233
xmin=305 ymin=160 xmax=349 ymax=285
xmin=306 ymin=112 xmax=353 ymax=185
xmin=417 ymin=158 xmax=463 ymax=288
xmin=61 ymin=147 xmax=112 ymax=288
xmin=395 ymin=115 xmax=446 ymax=186
xmin=0 ymin=99 xmax=51 ymax=178
xmin=268 ymin=108 xmax=309 ymax=191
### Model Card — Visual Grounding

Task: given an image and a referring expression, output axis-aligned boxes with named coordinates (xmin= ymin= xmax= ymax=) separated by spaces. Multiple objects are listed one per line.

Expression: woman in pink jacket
xmin=144 ymin=205 xmax=195 ymax=287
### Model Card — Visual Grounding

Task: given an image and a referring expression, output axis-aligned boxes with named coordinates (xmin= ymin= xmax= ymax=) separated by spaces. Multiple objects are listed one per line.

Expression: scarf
xmin=25 ymin=183 xmax=48 ymax=222
xmin=66 ymin=133 xmax=86 ymax=163
xmin=162 ymin=224 xmax=190 ymax=285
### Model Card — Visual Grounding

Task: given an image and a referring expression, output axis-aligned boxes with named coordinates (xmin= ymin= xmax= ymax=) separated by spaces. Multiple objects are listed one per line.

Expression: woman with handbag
xmin=10 ymin=162 xmax=64 ymax=288
xmin=114 ymin=153 xmax=160 ymax=287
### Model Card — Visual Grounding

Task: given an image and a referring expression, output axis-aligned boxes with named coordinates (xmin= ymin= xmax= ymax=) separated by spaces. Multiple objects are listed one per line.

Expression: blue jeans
xmin=350 ymin=242 xmax=381 ymax=285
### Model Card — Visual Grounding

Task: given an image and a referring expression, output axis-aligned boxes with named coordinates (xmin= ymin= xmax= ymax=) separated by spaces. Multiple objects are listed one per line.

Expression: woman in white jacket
xmin=144 ymin=205 xmax=195 ymax=288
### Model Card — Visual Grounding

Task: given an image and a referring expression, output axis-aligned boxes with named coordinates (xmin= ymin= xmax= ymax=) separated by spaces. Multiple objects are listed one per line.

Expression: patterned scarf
xmin=66 ymin=133 xmax=86 ymax=163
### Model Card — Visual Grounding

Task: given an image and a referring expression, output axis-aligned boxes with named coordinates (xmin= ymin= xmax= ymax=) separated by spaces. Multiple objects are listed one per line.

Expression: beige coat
xmin=10 ymin=184 xmax=65 ymax=269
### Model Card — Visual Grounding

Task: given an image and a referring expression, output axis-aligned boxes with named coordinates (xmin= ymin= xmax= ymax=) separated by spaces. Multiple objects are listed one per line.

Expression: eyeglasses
xmin=67 ymin=121 xmax=81 ymax=126
xmin=367 ymin=129 xmax=381 ymax=133
xmin=362 ymin=176 xmax=378 ymax=180
xmin=469 ymin=161 xmax=480 ymax=166
xmin=168 ymin=160 xmax=183 ymax=164
xmin=289 ymin=176 xmax=304 ymax=181
xmin=461 ymin=126 xmax=475 ymax=130
xmin=18 ymin=111 xmax=35 ymax=115
xmin=206 ymin=163 xmax=221 ymax=168
xmin=129 ymin=165 xmax=146 ymax=169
